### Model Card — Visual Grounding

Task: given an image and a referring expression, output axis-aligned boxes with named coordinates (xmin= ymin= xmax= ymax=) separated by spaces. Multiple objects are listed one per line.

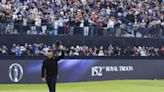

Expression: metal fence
xmin=0 ymin=22 xmax=163 ymax=38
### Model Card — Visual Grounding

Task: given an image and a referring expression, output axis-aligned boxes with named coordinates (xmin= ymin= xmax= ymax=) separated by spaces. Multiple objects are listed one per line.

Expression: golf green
xmin=0 ymin=80 xmax=164 ymax=92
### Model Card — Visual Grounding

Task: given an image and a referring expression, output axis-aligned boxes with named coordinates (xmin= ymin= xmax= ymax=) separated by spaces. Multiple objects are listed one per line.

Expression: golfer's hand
xmin=42 ymin=77 xmax=46 ymax=82
xmin=59 ymin=45 xmax=64 ymax=50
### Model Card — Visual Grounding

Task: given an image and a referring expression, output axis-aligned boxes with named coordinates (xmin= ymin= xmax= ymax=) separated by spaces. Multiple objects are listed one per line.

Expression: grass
xmin=0 ymin=80 xmax=164 ymax=92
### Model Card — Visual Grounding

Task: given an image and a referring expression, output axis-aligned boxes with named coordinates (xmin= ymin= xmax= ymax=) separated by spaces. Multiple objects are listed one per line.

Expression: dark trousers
xmin=46 ymin=76 xmax=57 ymax=92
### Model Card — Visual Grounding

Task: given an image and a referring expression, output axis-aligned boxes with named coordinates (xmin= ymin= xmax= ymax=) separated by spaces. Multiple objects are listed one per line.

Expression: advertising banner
xmin=0 ymin=58 xmax=164 ymax=84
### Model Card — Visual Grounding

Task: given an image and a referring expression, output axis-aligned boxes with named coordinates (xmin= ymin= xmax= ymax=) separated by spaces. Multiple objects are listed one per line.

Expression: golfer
xmin=41 ymin=45 xmax=64 ymax=92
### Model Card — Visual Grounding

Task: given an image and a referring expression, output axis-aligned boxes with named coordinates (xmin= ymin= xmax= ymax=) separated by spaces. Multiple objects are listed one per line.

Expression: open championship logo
xmin=9 ymin=63 xmax=23 ymax=83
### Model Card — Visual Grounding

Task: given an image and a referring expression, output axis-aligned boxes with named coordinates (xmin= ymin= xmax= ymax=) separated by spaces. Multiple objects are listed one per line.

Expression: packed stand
xmin=0 ymin=43 xmax=164 ymax=56
xmin=0 ymin=0 xmax=163 ymax=37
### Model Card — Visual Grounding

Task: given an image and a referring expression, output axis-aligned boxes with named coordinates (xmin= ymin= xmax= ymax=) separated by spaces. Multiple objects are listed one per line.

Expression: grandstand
xmin=0 ymin=0 xmax=163 ymax=37
xmin=0 ymin=0 xmax=164 ymax=92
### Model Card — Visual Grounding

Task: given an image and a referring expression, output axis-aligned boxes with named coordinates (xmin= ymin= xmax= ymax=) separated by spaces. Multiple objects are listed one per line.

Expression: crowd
xmin=0 ymin=0 xmax=163 ymax=37
xmin=0 ymin=43 xmax=164 ymax=56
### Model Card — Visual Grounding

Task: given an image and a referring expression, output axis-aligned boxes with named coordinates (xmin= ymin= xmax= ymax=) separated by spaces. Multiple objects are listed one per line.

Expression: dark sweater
xmin=41 ymin=51 xmax=64 ymax=78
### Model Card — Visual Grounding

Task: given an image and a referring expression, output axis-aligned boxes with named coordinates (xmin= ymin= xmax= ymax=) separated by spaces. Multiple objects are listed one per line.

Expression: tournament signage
xmin=9 ymin=63 xmax=24 ymax=82
xmin=0 ymin=57 xmax=164 ymax=84
xmin=91 ymin=66 xmax=134 ymax=76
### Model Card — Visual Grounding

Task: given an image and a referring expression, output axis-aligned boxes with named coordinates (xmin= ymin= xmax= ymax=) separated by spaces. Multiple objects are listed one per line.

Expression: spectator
xmin=0 ymin=43 xmax=163 ymax=56
xmin=159 ymin=46 xmax=164 ymax=56
xmin=98 ymin=46 xmax=104 ymax=56
xmin=133 ymin=21 xmax=139 ymax=37
xmin=0 ymin=0 xmax=162 ymax=37
xmin=1 ymin=45 xmax=8 ymax=55
xmin=138 ymin=46 xmax=147 ymax=56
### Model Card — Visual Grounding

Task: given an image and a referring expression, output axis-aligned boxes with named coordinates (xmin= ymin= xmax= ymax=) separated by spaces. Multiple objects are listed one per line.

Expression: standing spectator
xmin=159 ymin=46 xmax=164 ymax=56
xmin=107 ymin=17 xmax=115 ymax=36
xmin=133 ymin=21 xmax=139 ymax=37
xmin=23 ymin=17 xmax=28 ymax=34
xmin=139 ymin=20 xmax=146 ymax=37
xmin=52 ymin=19 xmax=59 ymax=35
xmin=35 ymin=16 xmax=42 ymax=34
xmin=83 ymin=19 xmax=89 ymax=36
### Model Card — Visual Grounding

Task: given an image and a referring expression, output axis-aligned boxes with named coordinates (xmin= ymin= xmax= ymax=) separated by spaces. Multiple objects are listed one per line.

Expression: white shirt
xmin=54 ymin=20 xmax=59 ymax=29
xmin=107 ymin=19 xmax=115 ymax=28
xmin=58 ymin=18 xmax=64 ymax=27
xmin=35 ymin=17 xmax=41 ymax=26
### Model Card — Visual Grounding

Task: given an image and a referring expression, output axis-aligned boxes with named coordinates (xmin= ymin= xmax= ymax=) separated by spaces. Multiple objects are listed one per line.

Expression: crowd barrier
xmin=0 ymin=56 xmax=164 ymax=84
xmin=1 ymin=23 xmax=163 ymax=37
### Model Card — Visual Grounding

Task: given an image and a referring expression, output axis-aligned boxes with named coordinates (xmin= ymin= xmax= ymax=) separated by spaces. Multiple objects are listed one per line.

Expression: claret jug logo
xmin=9 ymin=63 xmax=23 ymax=82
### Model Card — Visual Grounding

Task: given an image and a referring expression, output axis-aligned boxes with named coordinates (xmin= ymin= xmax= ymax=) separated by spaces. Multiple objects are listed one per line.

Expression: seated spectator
xmin=0 ymin=43 xmax=161 ymax=57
